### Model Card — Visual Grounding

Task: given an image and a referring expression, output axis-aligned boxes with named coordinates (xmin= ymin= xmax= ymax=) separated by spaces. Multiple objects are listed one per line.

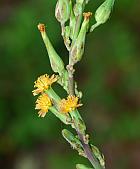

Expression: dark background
xmin=0 ymin=0 xmax=140 ymax=169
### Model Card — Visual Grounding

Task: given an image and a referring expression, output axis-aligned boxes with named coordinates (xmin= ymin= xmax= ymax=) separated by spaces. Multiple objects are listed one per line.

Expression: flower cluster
xmin=59 ymin=95 xmax=82 ymax=113
xmin=33 ymin=74 xmax=82 ymax=117
xmin=32 ymin=0 xmax=115 ymax=167
xmin=33 ymin=74 xmax=57 ymax=117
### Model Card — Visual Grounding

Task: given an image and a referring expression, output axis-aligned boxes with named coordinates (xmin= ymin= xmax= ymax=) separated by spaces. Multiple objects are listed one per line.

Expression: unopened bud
xmin=74 ymin=2 xmax=83 ymax=17
xmin=55 ymin=0 xmax=71 ymax=24
xmin=70 ymin=12 xmax=92 ymax=64
xmin=38 ymin=23 xmax=65 ymax=74
xmin=62 ymin=129 xmax=82 ymax=147
xmin=91 ymin=144 xmax=105 ymax=168
xmin=62 ymin=129 xmax=85 ymax=156
xmin=95 ymin=0 xmax=115 ymax=24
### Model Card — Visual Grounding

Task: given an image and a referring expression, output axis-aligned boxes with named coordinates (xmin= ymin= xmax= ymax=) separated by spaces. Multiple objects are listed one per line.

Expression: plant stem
xmin=77 ymin=130 xmax=104 ymax=169
xmin=67 ymin=54 xmax=103 ymax=169
xmin=66 ymin=2 xmax=104 ymax=168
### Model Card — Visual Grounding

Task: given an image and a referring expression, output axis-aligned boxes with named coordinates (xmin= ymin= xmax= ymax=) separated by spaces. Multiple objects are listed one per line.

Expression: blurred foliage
xmin=0 ymin=0 xmax=140 ymax=169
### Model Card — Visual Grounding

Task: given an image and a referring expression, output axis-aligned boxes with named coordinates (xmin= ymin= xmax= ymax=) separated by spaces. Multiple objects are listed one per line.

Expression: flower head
xmin=35 ymin=94 xmax=52 ymax=117
xmin=59 ymin=95 xmax=82 ymax=113
xmin=83 ymin=12 xmax=92 ymax=20
xmin=38 ymin=23 xmax=46 ymax=32
xmin=95 ymin=0 xmax=115 ymax=24
xmin=32 ymin=74 xmax=57 ymax=96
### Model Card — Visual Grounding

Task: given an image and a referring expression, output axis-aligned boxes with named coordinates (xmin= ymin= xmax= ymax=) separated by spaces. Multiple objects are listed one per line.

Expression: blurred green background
xmin=0 ymin=0 xmax=140 ymax=169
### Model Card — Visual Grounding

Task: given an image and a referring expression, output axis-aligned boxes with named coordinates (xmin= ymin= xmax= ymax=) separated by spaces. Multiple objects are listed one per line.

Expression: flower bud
xmin=38 ymin=23 xmax=65 ymax=74
xmin=55 ymin=0 xmax=71 ymax=24
xmin=95 ymin=0 xmax=115 ymax=24
xmin=70 ymin=12 xmax=92 ymax=64
xmin=62 ymin=129 xmax=82 ymax=148
xmin=74 ymin=2 xmax=83 ymax=17
xmin=91 ymin=144 xmax=105 ymax=168
xmin=62 ymin=129 xmax=86 ymax=156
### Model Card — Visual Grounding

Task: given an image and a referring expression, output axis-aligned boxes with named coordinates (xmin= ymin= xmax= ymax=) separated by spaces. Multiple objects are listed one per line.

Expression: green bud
xmin=76 ymin=164 xmax=93 ymax=169
xmin=91 ymin=144 xmax=105 ymax=168
xmin=38 ymin=24 xmax=65 ymax=74
xmin=95 ymin=0 xmax=115 ymax=24
xmin=62 ymin=129 xmax=82 ymax=147
xmin=70 ymin=12 xmax=92 ymax=65
xmin=55 ymin=0 xmax=71 ymax=24
xmin=74 ymin=2 xmax=83 ymax=17
xmin=62 ymin=129 xmax=86 ymax=157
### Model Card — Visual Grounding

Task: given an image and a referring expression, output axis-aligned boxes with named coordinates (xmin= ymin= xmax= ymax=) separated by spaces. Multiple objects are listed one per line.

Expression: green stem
xmin=90 ymin=23 xmax=101 ymax=32
xmin=77 ymin=130 xmax=104 ymax=169
xmin=66 ymin=2 xmax=104 ymax=169
xmin=46 ymin=88 xmax=72 ymax=125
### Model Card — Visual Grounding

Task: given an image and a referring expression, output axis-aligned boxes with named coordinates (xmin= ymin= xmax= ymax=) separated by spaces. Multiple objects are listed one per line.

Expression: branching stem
xmin=77 ymin=130 xmax=104 ymax=169
xmin=67 ymin=47 xmax=103 ymax=169
xmin=66 ymin=2 xmax=104 ymax=168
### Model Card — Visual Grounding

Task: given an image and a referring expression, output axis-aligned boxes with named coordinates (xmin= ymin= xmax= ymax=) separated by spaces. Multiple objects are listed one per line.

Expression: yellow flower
xmin=35 ymin=94 xmax=52 ymax=117
xmin=59 ymin=95 xmax=82 ymax=113
xmin=32 ymin=74 xmax=57 ymax=96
